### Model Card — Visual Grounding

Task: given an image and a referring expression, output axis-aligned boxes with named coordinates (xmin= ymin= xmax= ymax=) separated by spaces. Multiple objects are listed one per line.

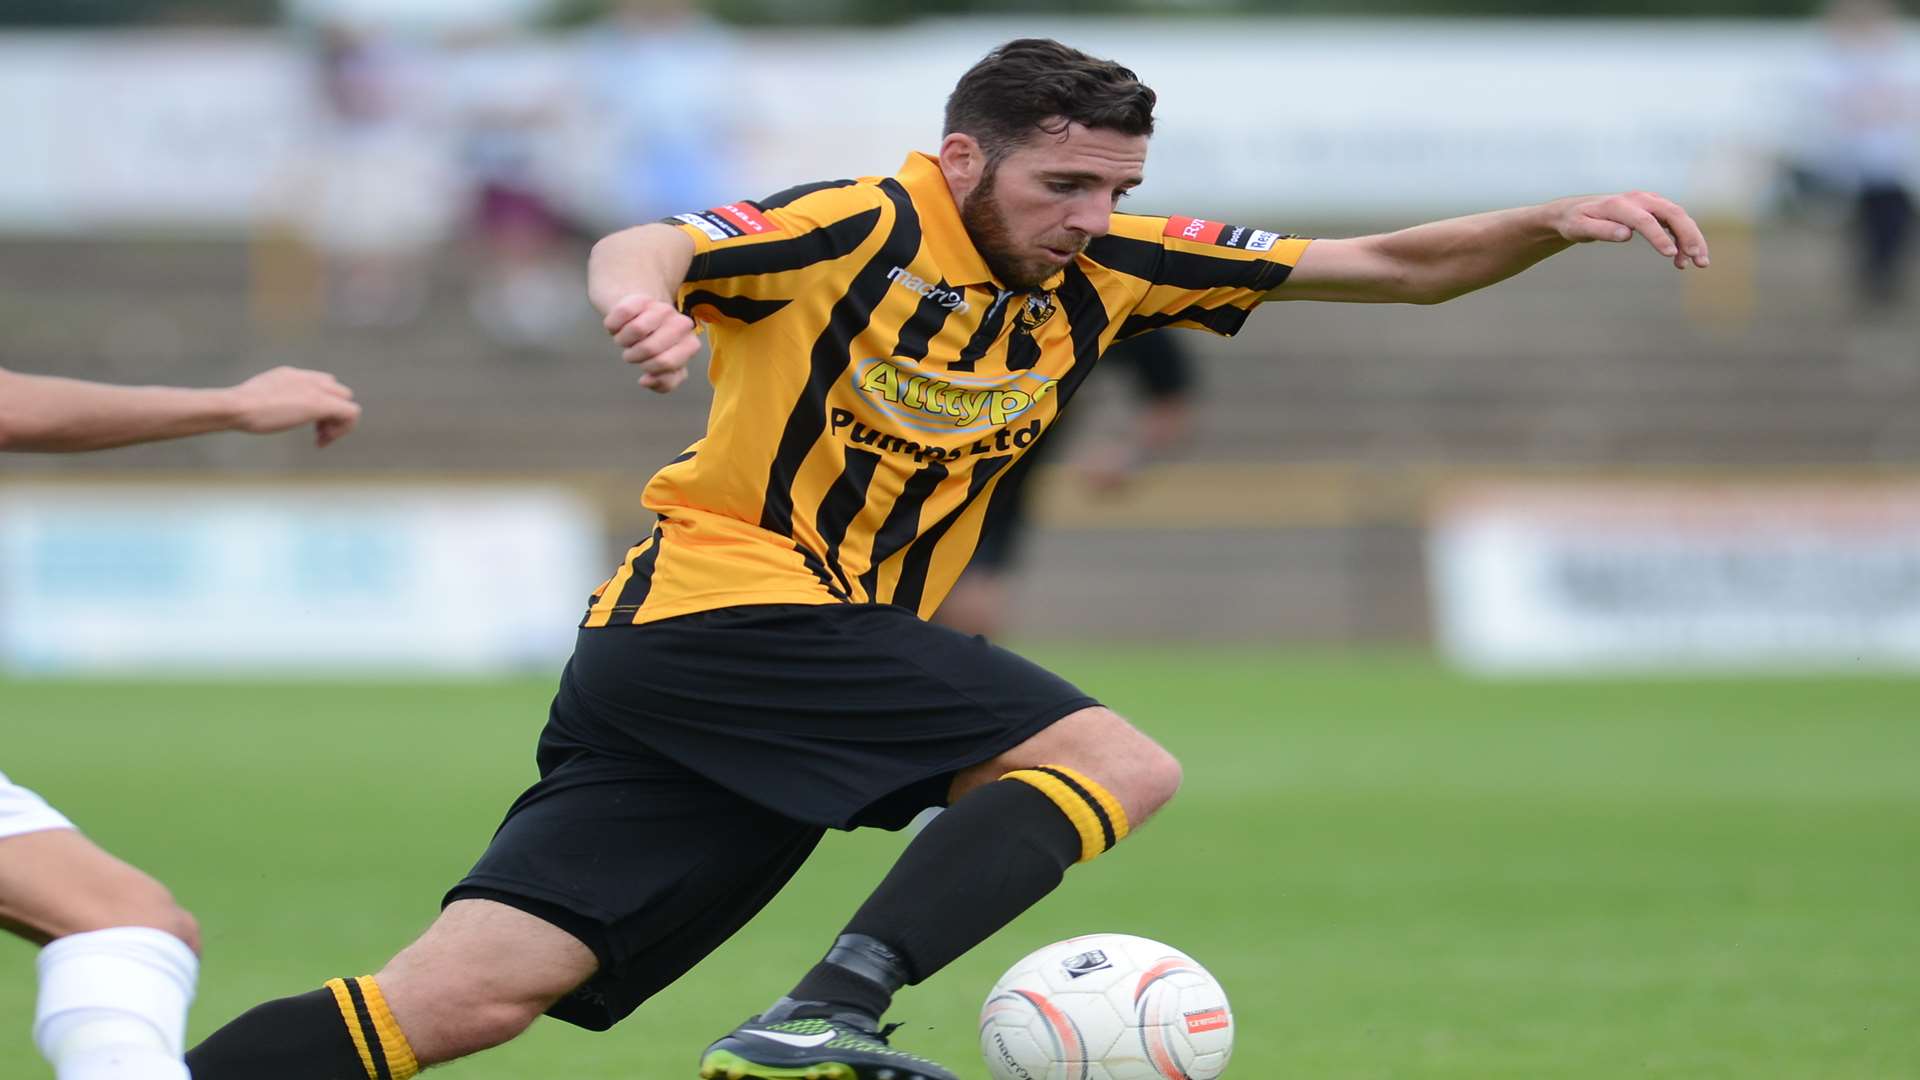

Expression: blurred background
xmin=5 ymin=0 xmax=1920 ymax=672
xmin=4 ymin=4 xmax=1920 ymax=1079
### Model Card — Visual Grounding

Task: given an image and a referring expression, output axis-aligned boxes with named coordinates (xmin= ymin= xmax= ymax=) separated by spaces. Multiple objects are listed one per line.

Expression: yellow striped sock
xmin=324 ymin=976 xmax=420 ymax=1080
xmin=1003 ymin=765 xmax=1131 ymax=862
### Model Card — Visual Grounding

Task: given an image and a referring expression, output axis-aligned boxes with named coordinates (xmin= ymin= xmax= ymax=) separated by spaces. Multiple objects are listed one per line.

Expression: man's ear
xmin=939 ymin=132 xmax=986 ymax=203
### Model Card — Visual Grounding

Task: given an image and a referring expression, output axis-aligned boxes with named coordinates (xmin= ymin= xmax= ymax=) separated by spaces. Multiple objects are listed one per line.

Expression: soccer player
xmin=184 ymin=38 xmax=1709 ymax=1080
xmin=1 ymin=363 xmax=359 ymax=1080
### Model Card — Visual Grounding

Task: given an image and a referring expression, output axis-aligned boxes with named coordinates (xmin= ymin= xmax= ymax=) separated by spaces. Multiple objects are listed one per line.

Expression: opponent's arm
xmin=0 ymin=365 xmax=360 ymax=452
xmin=1269 ymin=191 xmax=1711 ymax=305
xmin=589 ymin=223 xmax=701 ymax=394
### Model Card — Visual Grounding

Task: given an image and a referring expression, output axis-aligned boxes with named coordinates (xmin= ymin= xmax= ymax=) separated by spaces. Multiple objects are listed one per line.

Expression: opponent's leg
xmin=186 ymin=898 xmax=597 ymax=1080
xmin=1 ymin=789 xmax=201 ymax=1080
xmin=707 ymin=706 xmax=1180 ymax=1080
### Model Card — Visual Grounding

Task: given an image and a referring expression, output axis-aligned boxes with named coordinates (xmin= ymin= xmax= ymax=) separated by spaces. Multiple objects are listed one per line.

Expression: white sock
xmin=34 ymin=927 xmax=198 ymax=1080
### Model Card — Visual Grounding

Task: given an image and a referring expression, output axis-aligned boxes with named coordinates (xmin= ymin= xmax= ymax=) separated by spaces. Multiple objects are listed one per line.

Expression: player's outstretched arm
xmin=1269 ymin=191 xmax=1711 ymax=305
xmin=0 ymin=365 xmax=360 ymax=453
xmin=589 ymin=223 xmax=701 ymax=394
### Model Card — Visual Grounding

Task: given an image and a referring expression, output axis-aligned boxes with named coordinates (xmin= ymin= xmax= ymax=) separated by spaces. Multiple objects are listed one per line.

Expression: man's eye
xmin=1047 ymin=182 xmax=1077 ymax=194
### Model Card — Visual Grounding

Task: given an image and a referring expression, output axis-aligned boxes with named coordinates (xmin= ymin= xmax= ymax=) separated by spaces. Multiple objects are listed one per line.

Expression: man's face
xmin=956 ymin=121 xmax=1148 ymax=291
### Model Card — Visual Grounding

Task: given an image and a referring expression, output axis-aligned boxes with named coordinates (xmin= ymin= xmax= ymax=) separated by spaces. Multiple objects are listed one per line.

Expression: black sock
xmin=784 ymin=956 xmax=896 ymax=1023
xmin=187 ymin=978 xmax=417 ymax=1080
xmin=186 ymin=987 xmax=367 ymax=1080
xmin=809 ymin=778 xmax=1083 ymax=1005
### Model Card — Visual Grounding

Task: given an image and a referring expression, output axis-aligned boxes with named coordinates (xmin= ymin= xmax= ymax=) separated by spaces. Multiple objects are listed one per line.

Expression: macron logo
xmin=886 ymin=266 xmax=971 ymax=314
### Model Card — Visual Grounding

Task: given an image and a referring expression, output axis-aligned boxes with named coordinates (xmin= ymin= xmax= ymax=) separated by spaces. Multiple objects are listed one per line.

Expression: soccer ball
xmin=979 ymin=933 xmax=1234 ymax=1080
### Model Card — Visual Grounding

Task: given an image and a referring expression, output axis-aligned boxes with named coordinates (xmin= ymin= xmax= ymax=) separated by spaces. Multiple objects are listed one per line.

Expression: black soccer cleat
xmin=698 ymin=1014 xmax=959 ymax=1080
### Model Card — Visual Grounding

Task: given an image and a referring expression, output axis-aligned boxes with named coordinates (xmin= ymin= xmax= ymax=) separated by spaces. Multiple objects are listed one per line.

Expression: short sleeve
xmin=1084 ymin=213 xmax=1313 ymax=340
xmin=662 ymin=181 xmax=887 ymax=324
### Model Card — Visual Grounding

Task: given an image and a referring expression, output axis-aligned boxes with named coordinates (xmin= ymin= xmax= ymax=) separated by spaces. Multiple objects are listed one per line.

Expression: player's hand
xmin=226 ymin=366 xmax=361 ymax=448
xmin=603 ymin=294 xmax=700 ymax=394
xmin=1552 ymin=192 xmax=1710 ymax=269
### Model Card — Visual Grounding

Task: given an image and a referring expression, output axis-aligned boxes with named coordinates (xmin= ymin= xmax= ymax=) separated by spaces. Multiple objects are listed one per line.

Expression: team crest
xmin=1015 ymin=292 xmax=1057 ymax=334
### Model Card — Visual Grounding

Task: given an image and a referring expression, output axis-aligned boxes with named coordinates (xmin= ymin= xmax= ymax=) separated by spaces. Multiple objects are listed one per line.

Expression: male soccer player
xmin=184 ymin=38 xmax=1709 ymax=1080
xmin=1 ymin=363 xmax=359 ymax=1080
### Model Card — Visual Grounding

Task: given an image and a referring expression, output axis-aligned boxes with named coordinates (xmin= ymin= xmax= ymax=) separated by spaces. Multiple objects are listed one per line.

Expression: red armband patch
xmin=1164 ymin=215 xmax=1286 ymax=253
xmin=671 ymin=202 xmax=782 ymax=243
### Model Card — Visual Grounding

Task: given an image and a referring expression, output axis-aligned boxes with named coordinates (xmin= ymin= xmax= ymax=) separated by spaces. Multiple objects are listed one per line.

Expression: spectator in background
xmin=1811 ymin=0 xmax=1918 ymax=314
xmin=292 ymin=22 xmax=455 ymax=328
xmin=583 ymin=0 xmax=742 ymax=226
xmin=935 ymin=331 xmax=1195 ymax=639
xmin=444 ymin=22 xmax=585 ymax=350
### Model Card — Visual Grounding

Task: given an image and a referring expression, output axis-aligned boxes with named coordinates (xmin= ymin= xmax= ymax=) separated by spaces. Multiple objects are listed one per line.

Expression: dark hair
xmin=943 ymin=38 xmax=1156 ymax=161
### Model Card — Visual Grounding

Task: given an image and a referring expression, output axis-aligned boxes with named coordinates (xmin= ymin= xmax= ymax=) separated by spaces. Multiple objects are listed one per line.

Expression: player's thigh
xmin=0 ymin=826 xmax=191 ymax=947
xmin=949 ymin=705 xmax=1182 ymax=826
xmin=437 ymin=678 xmax=827 ymax=1032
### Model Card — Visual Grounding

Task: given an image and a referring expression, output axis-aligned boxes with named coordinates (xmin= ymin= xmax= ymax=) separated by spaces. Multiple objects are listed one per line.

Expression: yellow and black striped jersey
xmin=584 ymin=152 xmax=1312 ymax=627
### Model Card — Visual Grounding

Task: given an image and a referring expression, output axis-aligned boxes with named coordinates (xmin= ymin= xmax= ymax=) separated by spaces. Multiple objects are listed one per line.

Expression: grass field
xmin=3 ymin=651 xmax=1917 ymax=1078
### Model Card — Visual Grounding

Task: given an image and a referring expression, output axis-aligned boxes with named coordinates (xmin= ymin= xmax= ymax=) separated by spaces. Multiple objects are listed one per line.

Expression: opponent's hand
xmin=226 ymin=366 xmax=361 ymax=448
xmin=1553 ymin=192 xmax=1710 ymax=269
xmin=603 ymin=295 xmax=700 ymax=394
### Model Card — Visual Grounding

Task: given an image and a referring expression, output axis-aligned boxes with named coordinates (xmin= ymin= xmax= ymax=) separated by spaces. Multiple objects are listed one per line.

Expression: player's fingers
xmin=603 ymin=295 xmax=655 ymax=334
xmin=1566 ymin=214 xmax=1634 ymax=244
xmin=315 ymin=407 xmax=358 ymax=448
xmin=637 ymin=338 xmax=701 ymax=390
xmin=636 ymin=331 xmax=702 ymax=375
xmin=612 ymin=304 xmax=675 ymax=349
xmin=639 ymin=366 xmax=689 ymax=394
xmin=622 ymin=315 xmax=696 ymax=366
xmin=1609 ymin=202 xmax=1681 ymax=258
xmin=1651 ymin=203 xmax=1711 ymax=267
xmin=634 ymin=314 xmax=696 ymax=361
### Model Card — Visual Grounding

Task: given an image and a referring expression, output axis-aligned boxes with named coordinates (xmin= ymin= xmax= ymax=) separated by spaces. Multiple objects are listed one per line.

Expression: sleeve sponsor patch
xmin=1164 ymin=215 xmax=1285 ymax=253
xmin=671 ymin=202 xmax=782 ymax=244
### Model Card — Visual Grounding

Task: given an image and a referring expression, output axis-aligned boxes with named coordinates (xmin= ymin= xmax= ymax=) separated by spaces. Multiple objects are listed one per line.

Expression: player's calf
xmin=186 ymin=899 xmax=597 ymax=1080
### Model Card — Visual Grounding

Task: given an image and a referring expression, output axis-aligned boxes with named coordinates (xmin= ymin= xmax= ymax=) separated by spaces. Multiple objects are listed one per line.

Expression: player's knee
xmin=151 ymin=901 xmax=200 ymax=955
xmin=1129 ymin=746 xmax=1182 ymax=824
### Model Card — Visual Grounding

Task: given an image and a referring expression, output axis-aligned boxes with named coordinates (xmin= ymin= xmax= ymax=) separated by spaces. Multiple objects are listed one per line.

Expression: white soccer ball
xmin=979 ymin=933 xmax=1234 ymax=1080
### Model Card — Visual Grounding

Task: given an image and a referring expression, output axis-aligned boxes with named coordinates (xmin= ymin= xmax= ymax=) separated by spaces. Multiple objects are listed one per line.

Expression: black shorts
xmin=444 ymin=603 xmax=1097 ymax=1031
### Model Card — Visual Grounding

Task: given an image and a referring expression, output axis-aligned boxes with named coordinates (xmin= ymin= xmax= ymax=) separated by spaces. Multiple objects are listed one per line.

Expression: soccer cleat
xmin=698 ymin=1014 xmax=959 ymax=1080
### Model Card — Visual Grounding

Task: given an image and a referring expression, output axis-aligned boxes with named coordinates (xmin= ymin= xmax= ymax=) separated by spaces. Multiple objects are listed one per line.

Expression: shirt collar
xmin=894 ymin=152 xmax=1066 ymax=294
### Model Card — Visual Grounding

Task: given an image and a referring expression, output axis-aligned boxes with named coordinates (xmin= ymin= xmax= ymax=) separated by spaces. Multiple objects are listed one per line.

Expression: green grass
xmin=4 ymin=651 xmax=1918 ymax=1078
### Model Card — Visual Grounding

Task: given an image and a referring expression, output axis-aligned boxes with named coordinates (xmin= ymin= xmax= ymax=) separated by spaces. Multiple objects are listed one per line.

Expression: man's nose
xmin=1065 ymin=193 xmax=1113 ymax=239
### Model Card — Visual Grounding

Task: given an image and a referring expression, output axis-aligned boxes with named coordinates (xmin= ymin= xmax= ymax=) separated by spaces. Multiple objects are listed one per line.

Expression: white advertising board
xmin=3 ymin=19 xmax=1910 ymax=231
xmin=1430 ymin=485 xmax=1920 ymax=673
xmin=0 ymin=485 xmax=606 ymax=675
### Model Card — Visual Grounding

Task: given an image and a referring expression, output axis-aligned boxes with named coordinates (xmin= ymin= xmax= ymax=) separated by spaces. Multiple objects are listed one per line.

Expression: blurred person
xmin=935 ymin=331 xmax=1195 ymax=639
xmin=1810 ymin=0 xmax=1919 ymax=312
xmin=290 ymin=23 xmax=456 ymax=328
xmin=0 ymin=364 xmax=358 ymax=1080
xmin=584 ymin=0 xmax=741 ymax=225
xmin=445 ymin=23 xmax=586 ymax=350
xmin=183 ymin=38 xmax=1709 ymax=1080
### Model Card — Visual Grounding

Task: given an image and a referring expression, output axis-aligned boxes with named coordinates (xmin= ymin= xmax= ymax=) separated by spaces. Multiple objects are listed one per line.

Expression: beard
xmin=959 ymin=165 xmax=1063 ymax=292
